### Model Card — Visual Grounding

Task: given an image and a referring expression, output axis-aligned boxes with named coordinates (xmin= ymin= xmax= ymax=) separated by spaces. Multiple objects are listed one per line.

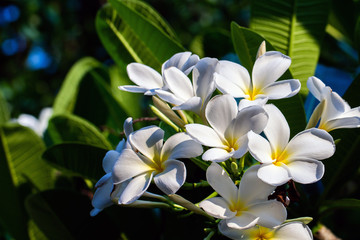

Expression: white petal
xmin=115 ymin=139 xmax=126 ymax=152
xmin=252 ymin=51 xmax=291 ymax=89
xmin=185 ymin=124 xmax=225 ymax=148
xmin=257 ymin=163 xmax=291 ymax=186
xmin=225 ymin=212 xmax=259 ymax=230
xmin=214 ymin=60 xmax=251 ymax=98
xmin=163 ymin=67 xmax=194 ymax=101
xmin=218 ymin=221 xmax=246 ymax=240
xmin=264 ymin=104 xmax=290 ymax=153
xmin=274 ymin=222 xmax=313 ymax=240
xmin=325 ymin=116 xmax=360 ymax=131
xmin=193 ymin=57 xmax=218 ymax=101
xmin=322 ymin=91 xmax=350 ymax=122
xmin=153 ymin=160 xmax=186 ymax=195
xmin=172 ymin=96 xmax=202 ymax=114
xmin=92 ymin=176 xmax=114 ymax=213
xmin=285 ymin=128 xmax=335 ymax=161
xmin=199 ymin=197 xmax=236 ymax=219
xmin=262 ymin=79 xmax=301 ymax=100
xmin=128 ymin=126 xmax=164 ymax=160
xmin=155 ymin=89 xmax=184 ymax=105
xmin=127 ymin=63 xmax=163 ymax=89
xmin=287 ymin=160 xmax=324 ymax=184
xmin=206 ymin=163 xmax=238 ymax=204
xmin=118 ymin=85 xmax=152 ymax=94
xmin=161 ymin=132 xmax=203 ymax=160
xmin=206 ymin=94 xmax=238 ymax=140
xmin=247 ymin=131 xmax=273 ymax=164
xmin=232 ymin=135 xmax=248 ymax=159
xmin=239 ymin=165 xmax=276 ymax=204
xmin=202 ymin=148 xmax=233 ymax=162
xmin=123 ymin=117 xmax=133 ymax=138
xmin=225 ymin=105 xmax=268 ymax=141
xmin=162 ymin=52 xmax=199 ymax=75
xmin=112 ymin=149 xmax=154 ymax=184
xmin=102 ymin=150 xmax=121 ymax=173
xmin=307 ymin=76 xmax=326 ymax=101
xmin=17 ymin=114 xmax=40 ymax=134
xmin=238 ymin=98 xmax=267 ymax=111
xmin=118 ymin=172 xmax=153 ymax=204
xmin=247 ymin=200 xmax=287 ymax=228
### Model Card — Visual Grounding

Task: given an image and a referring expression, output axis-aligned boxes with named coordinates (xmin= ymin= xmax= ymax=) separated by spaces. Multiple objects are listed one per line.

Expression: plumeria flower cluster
xmin=91 ymin=43 xmax=360 ymax=239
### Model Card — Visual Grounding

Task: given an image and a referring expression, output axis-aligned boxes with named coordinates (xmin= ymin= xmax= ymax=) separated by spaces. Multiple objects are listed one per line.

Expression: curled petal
xmin=172 ymin=96 xmax=202 ymax=114
xmin=129 ymin=126 xmax=164 ymax=160
xmin=162 ymin=52 xmax=199 ymax=75
xmin=307 ymin=76 xmax=326 ymax=101
xmin=91 ymin=175 xmax=114 ymax=216
xmin=287 ymin=160 xmax=324 ymax=184
xmin=193 ymin=57 xmax=218 ymax=102
xmin=257 ymin=163 xmax=291 ymax=186
xmin=225 ymin=212 xmax=259 ymax=230
xmin=325 ymin=116 xmax=360 ymax=131
xmin=285 ymin=128 xmax=335 ymax=161
xmin=199 ymin=197 xmax=236 ymax=219
xmin=322 ymin=91 xmax=351 ymax=122
xmin=202 ymin=148 xmax=234 ymax=162
xmin=123 ymin=117 xmax=133 ymax=138
xmin=161 ymin=132 xmax=203 ymax=160
xmin=274 ymin=222 xmax=313 ymax=240
xmin=154 ymin=160 xmax=186 ymax=195
xmin=102 ymin=149 xmax=121 ymax=173
xmin=206 ymin=163 xmax=238 ymax=204
xmin=118 ymin=172 xmax=153 ymax=204
xmin=126 ymin=63 xmax=163 ymax=89
xmin=252 ymin=51 xmax=291 ymax=89
xmin=119 ymin=85 xmax=154 ymax=94
xmin=262 ymin=79 xmax=301 ymax=100
xmin=155 ymin=89 xmax=183 ymax=105
xmin=163 ymin=67 xmax=194 ymax=101
xmin=247 ymin=131 xmax=273 ymax=164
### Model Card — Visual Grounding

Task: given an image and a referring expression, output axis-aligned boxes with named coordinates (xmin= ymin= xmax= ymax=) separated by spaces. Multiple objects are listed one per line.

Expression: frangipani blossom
xmin=15 ymin=107 xmax=53 ymax=136
xmin=112 ymin=126 xmax=203 ymax=204
xmin=119 ymin=52 xmax=199 ymax=95
xmin=219 ymin=222 xmax=313 ymax=240
xmin=91 ymin=117 xmax=133 ymax=216
xmin=155 ymin=57 xmax=218 ymax=115
xmin=247 ymin=104 xmax=335 ymax=186
xmin=214 ymin=51 xmax=300 ymax=106
xmin=307 ymin=76 xmax=360 ymax=132
xmin=185 ymin=94 xmax=268 ymax=162
xmin=199 ymin=163 xmax=287 ymax=230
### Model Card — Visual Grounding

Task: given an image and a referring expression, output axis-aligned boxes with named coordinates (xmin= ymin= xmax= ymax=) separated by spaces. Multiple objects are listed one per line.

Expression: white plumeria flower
xmin=247 ymin=104 xmax=335 ymax=186
xmin=219 ymin=222 xmax=313 ymax=240
xmin=214 ymin=51 xmax=300 ymax=106
xmin=90 ymin=118 xmax=133 ymax=216
xmin=185 ymin=94 xmax=268 ymax=162
xmin=112 ymin=126 xmax=203 ymax=204
xmin=200 ymin=163 xmax=287 ymax=230
xmin=307 ymin=76 xmax=360 ymax=132
xmin=155 ymin=57 xmax=218 ymax=115
xmin=15 ymin=107 xmax=53 ymax=136
xmin=119 ymin=52 xmax=199 ymax=95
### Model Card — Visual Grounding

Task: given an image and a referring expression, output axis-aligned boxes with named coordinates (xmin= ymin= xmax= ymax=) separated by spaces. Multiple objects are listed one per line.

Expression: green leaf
xmin=0 ymin=90 xmax=9 ymax=124
xmin=53 ymin=57 xmax=130 ymax=130
xmin=96 ymin=0 xmax=184 ymax=71
xmin=250 ymin=0 xmax=331 ymax=94
xmin=28 ymin=220 xmax=48 ymax=240
xmin=46 ymin=113 xmax=112 ymax=149
xmin=43 ymin=143 xmax=108 ymax=181
xmin=231 ymin=23 xmax=307 ymax=135
xmin=319 ymin=199 xmax=360 ymax=217
xmin=320 ymin=75 xmax=360 ymax=202
xmin=0 ymin=124 xmax=53 ymax=240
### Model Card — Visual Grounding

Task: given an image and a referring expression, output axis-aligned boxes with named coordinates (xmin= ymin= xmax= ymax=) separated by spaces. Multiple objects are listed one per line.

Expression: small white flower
xmin=185 ymin=94 xmax=268 ymax=162
xmin=155 ymin=57 xmax=218 ymax=115
xmin=214 ymin=51 xmax=300 ymax=106
xmin=199 ymin=163 xmax=287 ymax=230
xmin=112 ymin=126 xmax=203 ymax=204
xmin=119 ymin=52 xmax=199 ymax=95
xmin=15 ymin=107 xmax=53 ymax=136
xmin=307 ymin=76 xmax=360 ymax=131
xmin=247 ymin=104 xmax=335 ymax=186
xmin=219 ymin=221 xmax=313 ymax=240
xmin=90 ymin=118 xmax=133 ymax=216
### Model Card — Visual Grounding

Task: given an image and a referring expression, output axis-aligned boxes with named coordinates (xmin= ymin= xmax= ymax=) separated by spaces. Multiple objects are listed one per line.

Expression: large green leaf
xmin=250 ymin=0 xmax=331 ymax=94
xmin=0 ymin=124 xmax=53 ymax=240
xmin=46 ymin=113 xmax=112 ymax=149
xmin=319 ymin=198 xmax=360 ymax=217
xmin=96 ymin=0 xmax=184 ymax=72
xmin=43 ymin=143 xmax=108 ymax=181
xmin=0 ymin=91 xmax=9 ymax=124
xmin=53 ymin=57 xmax=130 ymax=130
xmin=231 ymin=23 xmax=307 ymax=135
xmin=320 ymin=75 xmax=360 ymax=202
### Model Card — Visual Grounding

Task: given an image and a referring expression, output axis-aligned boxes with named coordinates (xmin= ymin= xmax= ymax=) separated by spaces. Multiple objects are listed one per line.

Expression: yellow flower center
xmin=271 ymin=149 xmax=289 ymax=166
xmin=248 ymin=226 xmax=275 ymax=240
xmin=245 ymin=86 xmax=263 ymax=101
xmin=229 ymin=200 xmax=247 ymax=216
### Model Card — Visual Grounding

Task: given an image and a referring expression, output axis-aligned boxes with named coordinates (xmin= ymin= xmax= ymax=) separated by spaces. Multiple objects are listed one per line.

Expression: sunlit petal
xmin=118 ymin=172 xmax=153 ymax=204
xmin=202 ymin=148 xmax=234 ymax=162
xmin=153 ymin=160 xmax=186 ymax=195
xmin=257 ymin=163 xmax=291 ymax=186
xmin=247 ymin=131 xmax=273 ymax=164
xmin=129 ymin=126 xmax=164 ymax=160
xmin=287 ymin=159 xmax=324 ymax=184
xmin=185 ymin=123 xmax=225 ymax=148
xmin=126 ymin=63 xmax=163 ymax=89
xmin=247 ymin=200 xmax=287 ymax=228
xmin=262 ymin=79 xmax=301 ymax=100
xmin=161 ymin=132 xmax=203 ymax=160
xmin=200 ymin=197 xmax=236 ymax=219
